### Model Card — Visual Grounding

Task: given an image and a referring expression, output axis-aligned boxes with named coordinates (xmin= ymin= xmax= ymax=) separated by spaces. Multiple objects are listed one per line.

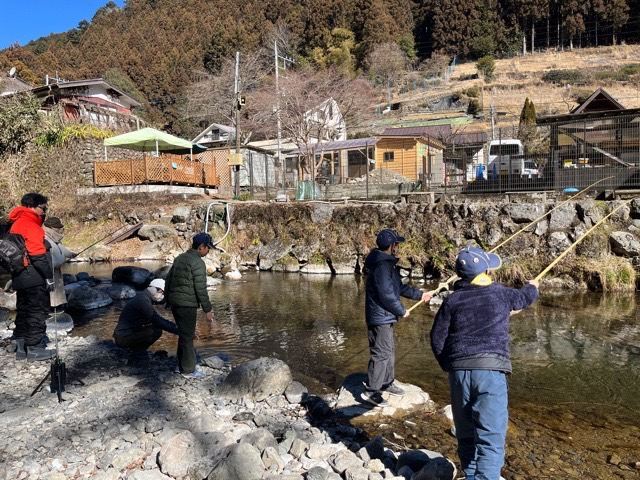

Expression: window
xmin=383 ymin=151 xmax=394 ymax=162
xmin=489 ymin=144 xmax=520 ymax=156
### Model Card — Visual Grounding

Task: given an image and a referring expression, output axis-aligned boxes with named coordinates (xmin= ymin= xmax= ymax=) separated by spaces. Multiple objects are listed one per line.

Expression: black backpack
xmin=0 ymin=231 xmax=27 ymax=275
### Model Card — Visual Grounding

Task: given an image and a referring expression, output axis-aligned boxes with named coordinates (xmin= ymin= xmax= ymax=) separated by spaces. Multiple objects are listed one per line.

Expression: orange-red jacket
xmin=9 ymin=206 xmax=46 ymax=256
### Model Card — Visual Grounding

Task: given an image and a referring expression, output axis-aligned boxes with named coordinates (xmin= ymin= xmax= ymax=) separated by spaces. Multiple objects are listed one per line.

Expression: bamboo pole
xmin=534 ymin=199 xmax=633 ymax=282
xmin=405 ymin=176 xmax=615 ymax=314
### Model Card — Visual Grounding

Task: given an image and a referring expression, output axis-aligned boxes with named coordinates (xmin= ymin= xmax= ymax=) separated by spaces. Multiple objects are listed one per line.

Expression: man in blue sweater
xmin=430 ymin=246 xmax=539 ymax=480
xmin=362 ymin=229 xmax=431 ymax=407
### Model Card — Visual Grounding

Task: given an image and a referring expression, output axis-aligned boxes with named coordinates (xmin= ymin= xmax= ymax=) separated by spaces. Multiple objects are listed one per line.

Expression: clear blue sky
xmin=1 ymin=0 xmax=125 ymax=49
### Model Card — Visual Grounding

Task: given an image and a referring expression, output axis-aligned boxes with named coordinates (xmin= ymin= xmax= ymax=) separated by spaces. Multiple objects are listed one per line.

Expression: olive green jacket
xmin=165 ymin=249 xmax=212 ymax=312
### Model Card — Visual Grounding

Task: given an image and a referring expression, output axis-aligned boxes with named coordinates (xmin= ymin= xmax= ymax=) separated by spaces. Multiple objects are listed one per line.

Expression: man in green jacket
xmin=165 ymin=232 xmax=215 ymax=379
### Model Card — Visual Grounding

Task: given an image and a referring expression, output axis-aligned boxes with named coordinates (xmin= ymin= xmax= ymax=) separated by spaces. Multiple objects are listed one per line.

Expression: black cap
xmin=376 ymin=229 xmax=405 ymax=250
xmin=193 ymin=232 xmax=215 ymax=248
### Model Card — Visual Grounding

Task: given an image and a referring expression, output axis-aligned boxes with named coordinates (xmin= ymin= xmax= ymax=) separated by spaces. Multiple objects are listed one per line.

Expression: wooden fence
xmin=94 ymin=151 xmax=228 ymax=189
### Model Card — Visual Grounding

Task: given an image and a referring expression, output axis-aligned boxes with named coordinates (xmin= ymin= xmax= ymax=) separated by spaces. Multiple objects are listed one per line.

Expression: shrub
xmin=541 ymin=69 xmax=589 ymax=85
xmin=467 ymin=98 xmax=481 ymax=116
xmin=476 ymin=55 xmax=496 ymax=81
xmin=464 ymin=85 xmax=481 ymax=98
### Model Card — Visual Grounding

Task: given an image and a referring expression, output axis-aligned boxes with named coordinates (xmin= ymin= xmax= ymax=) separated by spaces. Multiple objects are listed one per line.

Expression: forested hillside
xmin=2 ymin=0 xmax=640 ymax=130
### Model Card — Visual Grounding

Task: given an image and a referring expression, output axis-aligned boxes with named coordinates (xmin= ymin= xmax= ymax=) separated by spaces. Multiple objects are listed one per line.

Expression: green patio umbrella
xmin=103 ymin=127 xmax=203 ymax=158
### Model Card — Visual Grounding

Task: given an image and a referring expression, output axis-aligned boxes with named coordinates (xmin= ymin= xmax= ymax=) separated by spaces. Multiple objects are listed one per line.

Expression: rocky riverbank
xmin=0 ymin=334 xmax=457 ymax=480
xmin=56 ymin=196 xmax=640 ymax=292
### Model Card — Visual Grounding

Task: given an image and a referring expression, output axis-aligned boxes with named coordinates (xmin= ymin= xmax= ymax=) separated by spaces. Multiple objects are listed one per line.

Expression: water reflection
xmin=67 ymin=269 xmax=639 ymax=423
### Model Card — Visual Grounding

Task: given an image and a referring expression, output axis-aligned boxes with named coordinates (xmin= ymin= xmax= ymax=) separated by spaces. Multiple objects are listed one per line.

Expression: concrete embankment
xmin=61 ymin=197 xmax=640 ymax=292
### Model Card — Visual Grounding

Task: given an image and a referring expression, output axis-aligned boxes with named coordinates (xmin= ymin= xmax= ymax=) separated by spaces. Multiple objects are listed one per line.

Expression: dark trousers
xmin=367 ymin=323 xmax=395 ymax=391
xmin=14 ymin=285 xmax=49 ymax=347
xmin=114 ymin=327 xmax=162 ymax=352
xmin=172 ymin=306 xmax=197 ymax=373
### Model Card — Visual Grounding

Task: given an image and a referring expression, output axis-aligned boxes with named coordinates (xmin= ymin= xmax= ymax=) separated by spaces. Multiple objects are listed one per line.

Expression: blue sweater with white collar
xmin=430 ymin=280 xmax=538 ymax=373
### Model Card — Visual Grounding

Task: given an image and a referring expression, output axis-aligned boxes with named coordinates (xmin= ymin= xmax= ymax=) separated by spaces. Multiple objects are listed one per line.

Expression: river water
xmin=65 ymin=264 xmax=640 ymax=477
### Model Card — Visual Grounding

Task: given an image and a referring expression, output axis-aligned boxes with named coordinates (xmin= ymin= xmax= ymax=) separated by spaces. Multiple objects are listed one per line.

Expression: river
xmin=65 ymin=264 xmax=640 ymax=478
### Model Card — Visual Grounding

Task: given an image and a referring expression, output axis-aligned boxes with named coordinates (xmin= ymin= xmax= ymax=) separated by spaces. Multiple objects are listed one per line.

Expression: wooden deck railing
xmin=94 ymin=155 xmax=219 ymax=188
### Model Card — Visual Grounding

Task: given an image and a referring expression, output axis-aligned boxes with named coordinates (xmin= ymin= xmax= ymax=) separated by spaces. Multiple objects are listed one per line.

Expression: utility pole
xmin=274 ymin=40 xmax=283 ymax=193
xmin=274 ymin=41 xmax=296 ymax=195
xmin=234 ymin=51 xmax=241 ymax=198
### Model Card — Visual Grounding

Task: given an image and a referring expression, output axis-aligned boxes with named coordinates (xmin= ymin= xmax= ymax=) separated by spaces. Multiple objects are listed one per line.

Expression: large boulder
xmin=217 ymin=357 xmax=292 ymax=401
xmin=504 ymin=203 xmax=545 ymax=224
xmin=172 ymin=206 xmax=191 ymax=224
xmin=138 ymin=224 xmax=175 ymax=242
xmin=112 ymin=266 xmax=153 ymax=289
xmin=412 ymin=458 xmax=457 ymax=480
xmin=158 ymin=430 xmax=204 ymax=478
xmin=310 ymin=203 xmax=334 ymax=224
xmin=258 ymin=239 xmax=293 ymax=271
xmin=207 ymin=443 xmax=265 ymax=480
xmin=610 ymin=231 xmax=640 ymax=257
xmin=548 ymin=202 xmax=577 ymax=231
xmin=67 ymin=286 xmax=113 ymax=311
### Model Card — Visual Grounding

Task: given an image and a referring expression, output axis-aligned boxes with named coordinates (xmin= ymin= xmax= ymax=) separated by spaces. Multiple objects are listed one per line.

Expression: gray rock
xmin=262 ymin=446 xmax=285 ymax=472
xmin=207 ymin=443 xmax=265 ymax=480
xmin=67 ymin=286 xmax=113 ymax=311
xmin=300 ymin=262 xmax=332 ymax=274
xmin=310 ymin=204 xmax=334 ymax=224
xmin=504 ymin=203 xmax=545 ymax=224
xmin=284 ymin=381 xmax=308 ymax=404
xmin=158 ymin=430 xmax=203 ymax=478
xmin=172 ymin=206 xmax=191 ymax=224
xmin=289 ymin=438 xmax=309 ymax=459
xmin=217 ymin=357 xmax=293 ymax=401
xmin=76 ymin=272 xmax=92 ymax=282
xmin=366 ymin=459 xmax=385 ymax=473
xmin=111 ymin=447 xmax=145 ymax=471
xmin=329 ymin=450 xmax=363 ymax=474
xmin=610 ymin=231 xmax=640 ymax=257
xmin=138 ymin=224 xmax=175 ymax=242
xmin=292 ymin=240 xmax=320 ymax=263
xmin=145 ymin=416 xmax=165 ymax=434
xmin=112 ymin=266 xmax=153 ymax=288
xmin=62 ymin=273 xmax=77 ymax=285
xmin=343 ymin=466 xmax=369 ymax=480
xmin=107 ymin=283 xmax=137 ymax=300
xmin=0 ymin=291 xmax=16 ymax=311
xmin=306 ymin=466 xmax=332 ymax=480
xmin=240 ymin=428 xmax=278 ymax=453
xmin=259 ymin=239 xmax=293 ymax=271
xmin=631 ymin=198 xmax=640 ymax=219
xmin=364 ymin=436 xmax=385 ymax=461
xmin=549 ymin=202 xmax=577 ymax=231
xmin=411 ymin=458 xmax=457 ymax=480
xmin=127 ymin=470 xmax=173 ymax=480
xmin=547 ymin=231 xmax=571 ymax=252
xmin=577 ymin=199 xmax=604 ymax=226
xmin=202 ymin=355 xmax=226 ymax=369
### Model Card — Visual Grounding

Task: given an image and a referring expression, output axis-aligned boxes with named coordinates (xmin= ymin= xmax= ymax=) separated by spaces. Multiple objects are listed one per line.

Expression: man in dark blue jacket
xmin=362 ymin=229 xmax=431 ymax=406
xmin=430 ymin=246 xmax=538 ymax=480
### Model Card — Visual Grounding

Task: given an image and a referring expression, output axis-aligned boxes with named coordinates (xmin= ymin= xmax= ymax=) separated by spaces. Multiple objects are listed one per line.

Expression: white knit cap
xmin=149 ymin=278 xmax=165 ymax=290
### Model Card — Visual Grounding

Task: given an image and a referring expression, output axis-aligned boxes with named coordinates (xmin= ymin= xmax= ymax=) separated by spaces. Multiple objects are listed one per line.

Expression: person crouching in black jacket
xmin=361 ymin=229 xmax=431 ymax=407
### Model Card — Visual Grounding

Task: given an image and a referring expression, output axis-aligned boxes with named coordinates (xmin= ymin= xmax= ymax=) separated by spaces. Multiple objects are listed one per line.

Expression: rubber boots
xmin=14 ymin=338 xmax=27 ymax=360
xmin=26 ymin=344 xmax=55 ymax=362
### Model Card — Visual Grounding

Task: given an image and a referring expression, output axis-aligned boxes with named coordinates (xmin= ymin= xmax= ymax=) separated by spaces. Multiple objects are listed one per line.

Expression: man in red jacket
xmin=9 ymin=192 xmax=55 ymax=361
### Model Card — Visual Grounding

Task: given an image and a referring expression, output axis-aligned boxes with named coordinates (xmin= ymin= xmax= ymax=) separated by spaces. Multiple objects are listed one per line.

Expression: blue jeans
xmin=449 ymin=370 xmax=508 ymax=480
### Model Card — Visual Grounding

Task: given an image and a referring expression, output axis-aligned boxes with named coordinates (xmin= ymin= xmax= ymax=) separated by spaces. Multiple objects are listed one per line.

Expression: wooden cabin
xmin=374 ymin=136 xmax=445 ymax=184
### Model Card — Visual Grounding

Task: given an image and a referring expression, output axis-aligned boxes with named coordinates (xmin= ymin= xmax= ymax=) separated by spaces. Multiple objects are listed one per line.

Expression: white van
xmin=486 ymin=139 xmax=539 ymax=178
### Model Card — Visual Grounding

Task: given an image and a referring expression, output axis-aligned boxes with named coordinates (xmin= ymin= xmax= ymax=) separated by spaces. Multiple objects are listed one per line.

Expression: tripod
xmin=31 ymin=306 xmax=66 ymax=402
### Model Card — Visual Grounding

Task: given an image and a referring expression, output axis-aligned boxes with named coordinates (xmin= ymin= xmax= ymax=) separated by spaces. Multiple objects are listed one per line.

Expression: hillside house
xmin=192 ymin=122 xmax=235 ymax=148
xmin=30 ymin=78 xmax=142 ymax=131
xmin=375 ymin=135 xmax=445 ymax=184
xmin=304 ymin=98 xmax=347 ymax=142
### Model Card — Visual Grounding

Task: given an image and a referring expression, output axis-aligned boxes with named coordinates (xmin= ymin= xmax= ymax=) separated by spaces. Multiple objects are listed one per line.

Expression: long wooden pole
xmin=534 ymin=199 xmax=632 ymax=282
xmin=406 ymin=176 xmax=615 ymax=314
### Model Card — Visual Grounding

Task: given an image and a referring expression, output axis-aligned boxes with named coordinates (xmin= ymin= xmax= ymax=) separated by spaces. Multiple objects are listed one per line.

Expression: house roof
xmin=246 ymin=138 xmax=302 ymax=154
xmin=292 ymin=137 xmax=377 ymax=154
xmin=378 ymin=135 xmax=446 ymax=150
xmin=192 ymin=122 xmax=236 ymax=143
xmin=382 ymin=125 xmax=452 ymax=139
xmin=570 ymin=87 xmax=625 ymax=114
xmin=1 ymin=75 xmax=32 ymax=96
xmin=31 ymin=78 xmax=141 ymax=108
